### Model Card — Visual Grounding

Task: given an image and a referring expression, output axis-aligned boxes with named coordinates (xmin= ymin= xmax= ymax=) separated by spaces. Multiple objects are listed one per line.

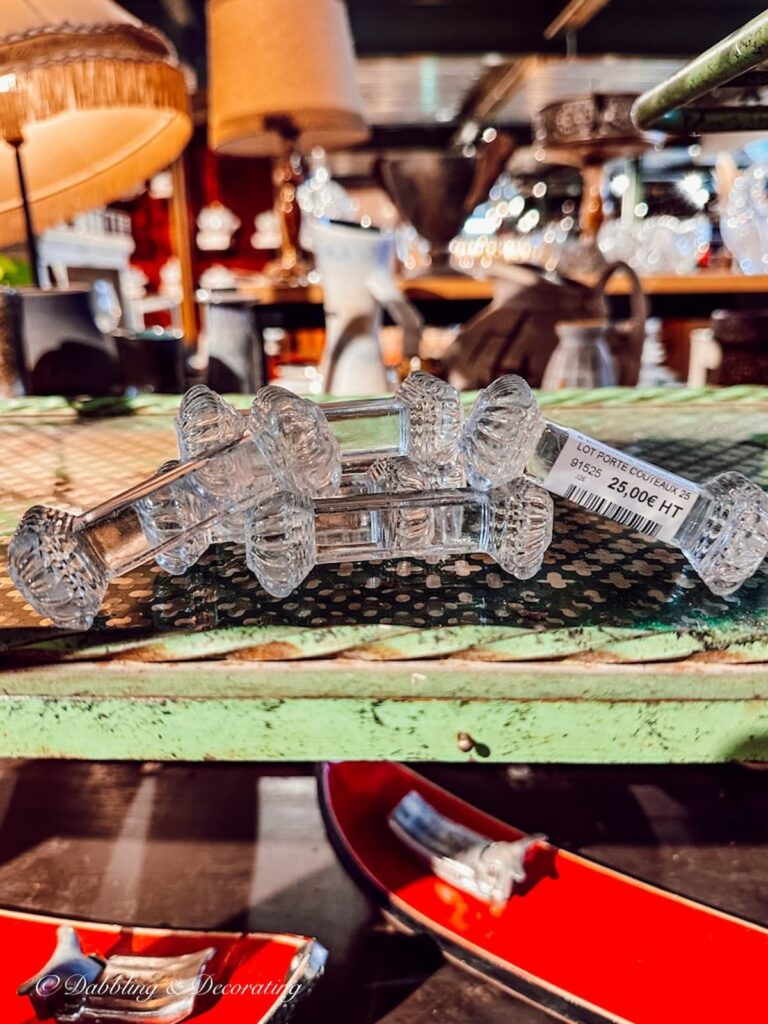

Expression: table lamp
xmin=0 ymin=0 xmax=193 ymax=286
xmin=208 ymin=0 xmax=370 ymax=286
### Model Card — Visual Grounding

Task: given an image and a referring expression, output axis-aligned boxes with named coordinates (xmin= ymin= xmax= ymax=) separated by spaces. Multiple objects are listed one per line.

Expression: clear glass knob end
xmin=683 ymin=472 xmax=768 ymax=596
xmin=8 ymin=507 xmax=108 ymax=630
xmin=461 ymin=375 xmax=544 ymax=490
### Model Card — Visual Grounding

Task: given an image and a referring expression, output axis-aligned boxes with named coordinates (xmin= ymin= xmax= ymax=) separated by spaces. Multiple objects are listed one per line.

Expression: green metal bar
xmin=632 ymin=10 xmax=768 ymax=131
xmin=655 ymin=106 xmax=768 ymax=135
xmin=0 ymin=660 xmax=766 ymax=763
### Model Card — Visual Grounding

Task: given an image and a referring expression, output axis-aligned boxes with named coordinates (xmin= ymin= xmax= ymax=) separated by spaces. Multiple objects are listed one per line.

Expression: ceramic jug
xmin=312 ymin=219 xmax=422 ymax=395
xmin=444 ymin=261 xmax=646 ymax=389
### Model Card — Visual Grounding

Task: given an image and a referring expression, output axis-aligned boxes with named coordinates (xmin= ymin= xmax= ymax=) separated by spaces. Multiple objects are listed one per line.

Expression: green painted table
xmin=0 ymin=388 xmax=766 ymax=763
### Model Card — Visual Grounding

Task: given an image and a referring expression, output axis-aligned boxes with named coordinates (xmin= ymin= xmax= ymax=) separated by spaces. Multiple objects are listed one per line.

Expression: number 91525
xmin=570 ymin=458 xmax=601 ymax=478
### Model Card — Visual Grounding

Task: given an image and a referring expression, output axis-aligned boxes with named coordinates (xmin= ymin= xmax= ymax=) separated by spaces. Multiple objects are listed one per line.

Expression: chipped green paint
xmin=20 ymin=624 xmax=420 ymax=663
xmin=2 ymin=386 xmax=768 ymax=420
xmin=5 ymin=622 xmax=767 ymax=665
xmin=633 ymin=11 xmax=768 ymax=131
xmin=0 ymin=661 xmax=766 ymax=763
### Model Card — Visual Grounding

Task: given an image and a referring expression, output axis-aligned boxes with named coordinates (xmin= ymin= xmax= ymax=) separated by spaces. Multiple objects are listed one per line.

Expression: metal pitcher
xmin=444 ymin=261 xmax=647 ymax=389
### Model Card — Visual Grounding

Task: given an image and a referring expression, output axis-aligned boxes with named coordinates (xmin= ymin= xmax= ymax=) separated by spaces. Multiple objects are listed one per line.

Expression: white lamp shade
xmin=208 ymin=0 xmax=369 ymax=156
xmin=0 ymin=0 xmax=192 ymax=248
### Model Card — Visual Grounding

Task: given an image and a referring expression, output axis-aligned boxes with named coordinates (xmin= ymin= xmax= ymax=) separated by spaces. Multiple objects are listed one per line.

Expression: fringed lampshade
xmin=0 ymin=0 xmax=193 ymax=249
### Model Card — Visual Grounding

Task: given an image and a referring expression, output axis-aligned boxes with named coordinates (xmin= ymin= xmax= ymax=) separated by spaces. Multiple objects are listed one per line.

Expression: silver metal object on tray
xmin=389 ymin=790 xmax=546 ymax=906
xmin=19 ymin=926 xmax=215 ymax=1024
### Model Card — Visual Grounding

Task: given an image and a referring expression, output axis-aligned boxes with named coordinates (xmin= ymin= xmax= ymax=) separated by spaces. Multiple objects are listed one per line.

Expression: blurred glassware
xmin=250 ymin=210 xmax=282 ymax=251
xmin=443 ymin=165 xmax=587 ymax=276
xmin=541 ymin=319 xmax=615 ymax=390
xmin=196 ymin=201 xmax=241 ymax=251
xmin=298 ymin=177 xmax=356 ymax=221
xmin=123 ymin=265 xmax=149 ymax=302
xmin=449 ymin=222 xmax=596 ymax=280
xmin=199 ymin=264 xmax=238 ymax=291
xmin=159 ymin=257 xmax=183 ymax=302
xmin=273 ymin=363 xmax=325 ymax=395
xmin=149 ymin=171 xmax=174 ymax=200
xmin=89 ymin=279 xmax=122 ymax=334
xmin=712 ymin=151 xmax=739 ymax=211
xmin=298 ymin=150 xmax=357 ymax=223
xmin=638 ymin=317 xmax=678 ymax=387
xmin=598 ymin=215 xmax=711 ymax=274
xmin=394 ymin=222 xmax=431 ymax=275
xmin=721 ymin=164 xmax=768 ymax=275
xmin=744 ymin=139 xmax=768 ymax=164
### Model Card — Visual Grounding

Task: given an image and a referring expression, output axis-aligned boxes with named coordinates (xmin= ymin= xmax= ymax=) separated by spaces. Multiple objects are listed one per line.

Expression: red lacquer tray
xmin=320 ymin=761 xmax=768 ymax=1024
xmin=3 ymin=906 xmax=322 ymax=1024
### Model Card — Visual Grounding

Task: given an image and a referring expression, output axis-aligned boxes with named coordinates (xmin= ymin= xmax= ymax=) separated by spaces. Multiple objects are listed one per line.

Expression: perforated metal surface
xmin=0 ymin=393 xmax=766 ymax=663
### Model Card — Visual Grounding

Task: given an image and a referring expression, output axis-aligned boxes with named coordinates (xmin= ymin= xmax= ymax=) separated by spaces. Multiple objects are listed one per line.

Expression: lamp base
xmin=266 ymin=139 xmax=312 ymax=288
xmin=263 ymin=253 xmax=312 ymax=288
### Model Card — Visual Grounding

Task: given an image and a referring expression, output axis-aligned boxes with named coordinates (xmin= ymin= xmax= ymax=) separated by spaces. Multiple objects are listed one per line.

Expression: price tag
xmin=543 ymin=432 xmax=699 ymax=543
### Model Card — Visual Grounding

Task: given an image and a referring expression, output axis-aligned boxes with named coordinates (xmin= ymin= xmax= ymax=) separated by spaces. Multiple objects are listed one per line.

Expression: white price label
xmin=543 ymin=432 xmax=699 ymax=543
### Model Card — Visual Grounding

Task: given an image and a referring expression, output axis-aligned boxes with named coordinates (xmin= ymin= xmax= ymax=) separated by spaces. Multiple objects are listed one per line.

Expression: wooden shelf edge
xmin=207 ymin=272 xmax=768 ymax=305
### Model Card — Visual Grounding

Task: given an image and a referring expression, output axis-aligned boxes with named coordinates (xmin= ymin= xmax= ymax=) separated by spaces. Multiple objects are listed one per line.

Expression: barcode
xmin=563 ymin=485 xmax=662 ymax=538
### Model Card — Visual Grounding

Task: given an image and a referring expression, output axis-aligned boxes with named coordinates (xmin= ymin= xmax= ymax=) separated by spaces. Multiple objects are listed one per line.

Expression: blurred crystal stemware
xmin=721 ymin=164 xmax=768 ymax=274
xmin=599 ymin=215 xmax=711 ymax=274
